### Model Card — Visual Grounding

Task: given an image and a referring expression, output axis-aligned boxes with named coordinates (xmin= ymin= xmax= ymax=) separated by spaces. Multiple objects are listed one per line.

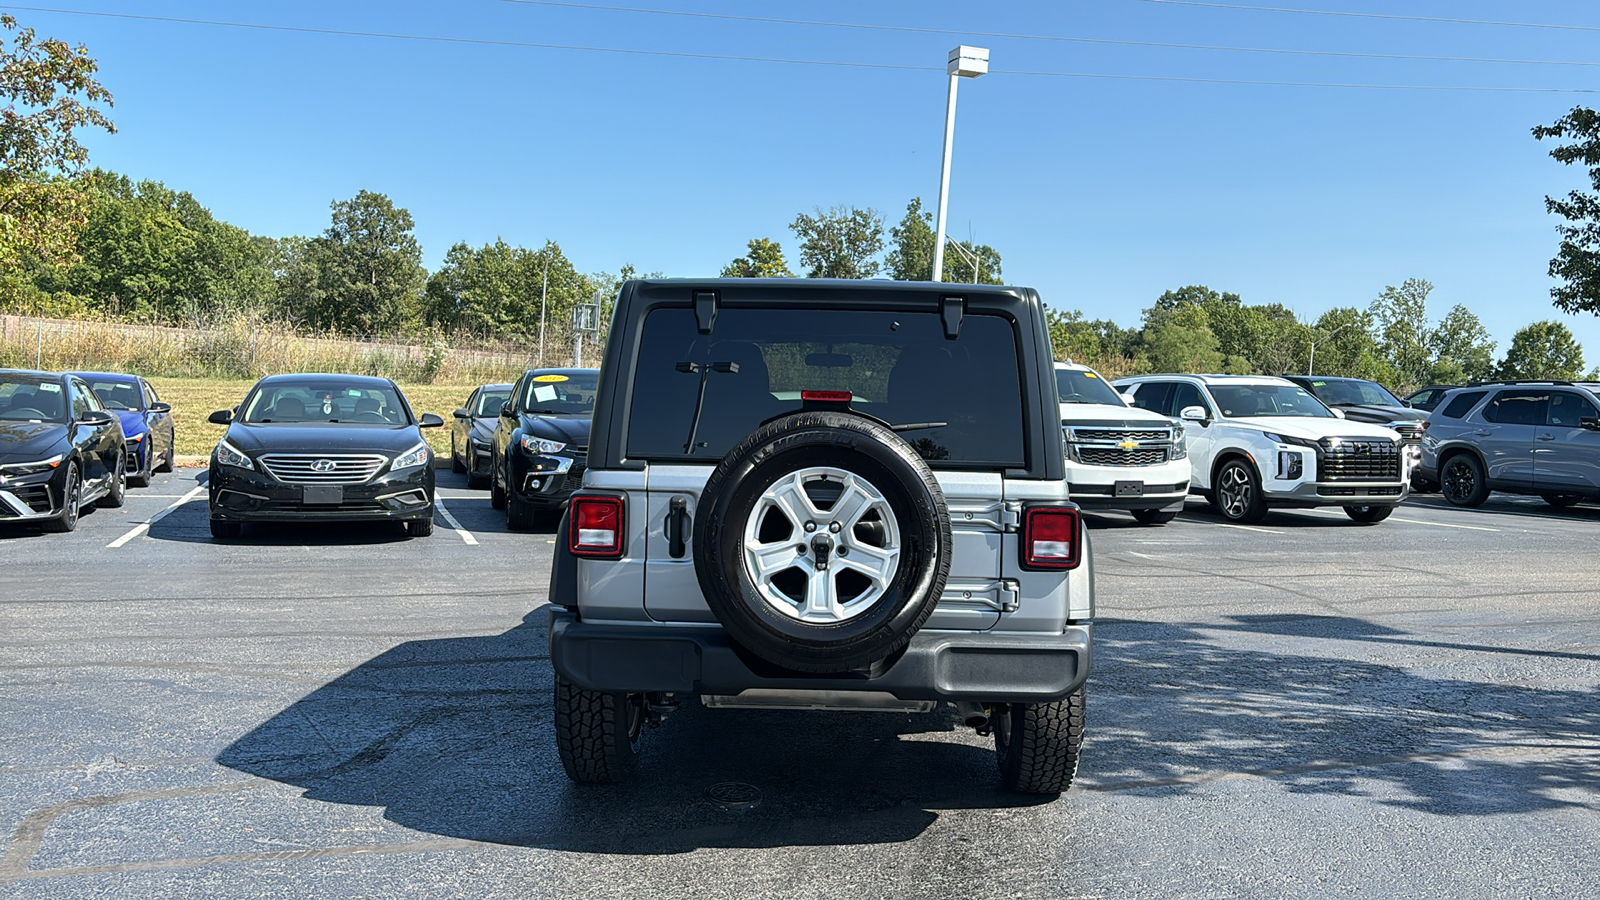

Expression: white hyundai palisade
xmin=1113 ymin=374 xmax=1412 ymax=524
xmin=1056 ymin=362 xmax=1190 ymax=524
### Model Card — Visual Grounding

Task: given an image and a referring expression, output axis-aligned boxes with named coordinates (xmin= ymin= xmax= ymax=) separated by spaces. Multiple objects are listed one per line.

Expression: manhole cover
xmin=704 ymin=781 xmax=762 ymax=810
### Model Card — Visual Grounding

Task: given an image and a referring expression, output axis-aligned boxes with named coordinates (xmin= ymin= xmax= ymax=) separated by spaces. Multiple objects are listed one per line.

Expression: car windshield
xmin=474 ymin=388 xmax=512 ymax=417
xmin=1056 ymin=368 xmax=1125 ymax=406
xmin=1304 ymin=378 xmax=1402 ymax=408
xmin=241 ymin=381 xmax=411 ymax=424
xmin=627 ymin=307 xmax=1026 ymax=467
xmin=1211 ymin=384 xmax=1334 ymax=418
xmin=85 ymin=379 xmax=143 ymax=411
xmin=521 ymin=373 xmax=599 ymax=415
xmin=0 ymin=374 xmax=67 ymax=423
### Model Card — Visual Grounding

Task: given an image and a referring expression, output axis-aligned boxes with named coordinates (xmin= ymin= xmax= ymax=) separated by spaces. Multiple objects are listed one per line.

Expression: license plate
xmin=1114 ymin=480 xmax=1144 ymax=497
xmin=302 ymin=485 xmax=343 ymax=505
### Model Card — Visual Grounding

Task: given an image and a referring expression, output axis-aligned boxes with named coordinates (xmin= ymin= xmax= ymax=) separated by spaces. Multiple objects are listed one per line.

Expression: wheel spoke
xmin=828 ymin=477 xmax=874 ymax=529
xmin=767 ymin=477 xmax=816 ymax=530
xmin=801 ymin=567 xmax=837 ymax=620
xmin=746 ymin=539 xmax=800 ymax=581
xmin=836 ymin=542 xmax=897 ymax=584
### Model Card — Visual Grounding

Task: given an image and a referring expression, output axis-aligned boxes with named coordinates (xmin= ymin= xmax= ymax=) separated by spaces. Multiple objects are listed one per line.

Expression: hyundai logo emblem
xmin=311 ymin=459 xmax=336 ymax=473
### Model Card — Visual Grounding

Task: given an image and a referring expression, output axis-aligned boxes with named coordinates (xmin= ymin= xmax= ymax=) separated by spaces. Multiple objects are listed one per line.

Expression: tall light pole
xmin=1308 ymin=322 xmax=1353 ymax=376
xmin=931 ymin=45 xmax=988 ymax=283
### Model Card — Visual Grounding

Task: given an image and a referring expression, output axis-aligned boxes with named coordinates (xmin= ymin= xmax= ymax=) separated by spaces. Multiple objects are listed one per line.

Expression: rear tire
xmin=1343 ymin=504 xmax=1393 ymax=524
xmin=1131 ymin=508 xmax=1176 ymax=525
xmin=1542 ymin=493 xmax=1581 ymax=508
xmin=209 ymin=518 xmax=241 ymax=540
xmin=1440 ymin=453 xmax=1489 ymax=508
xmin=39 ymin=463 xmax=81 ymax=533
xmin=554 ymin=675 xmax=643 ymax=784
xmin=996 ymin=688 xmax=1085 ymax=794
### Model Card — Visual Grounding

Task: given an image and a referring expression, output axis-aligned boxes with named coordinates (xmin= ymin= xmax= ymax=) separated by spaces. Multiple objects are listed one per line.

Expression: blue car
xmin=70 ymin=372 xmax=176 ymax=487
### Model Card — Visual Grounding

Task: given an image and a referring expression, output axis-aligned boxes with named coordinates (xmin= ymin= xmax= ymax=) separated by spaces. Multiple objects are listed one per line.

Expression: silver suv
xmin=547 ymin=279 xmax=1093 ymax=793
xmin=1419 ymin=381 xmax=1600 ymax=508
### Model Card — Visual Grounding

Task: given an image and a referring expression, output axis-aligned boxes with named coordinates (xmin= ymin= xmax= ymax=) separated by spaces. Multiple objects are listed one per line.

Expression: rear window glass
xmin=1438 ymin=391 xmax=1485 ymax=419
xmin=626 ymin=307 xmax=1026 ymax=467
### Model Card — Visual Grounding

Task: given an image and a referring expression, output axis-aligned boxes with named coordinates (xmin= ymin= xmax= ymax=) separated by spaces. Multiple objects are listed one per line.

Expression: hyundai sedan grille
xmin=257 ymin=454 xmax=389 ymax=485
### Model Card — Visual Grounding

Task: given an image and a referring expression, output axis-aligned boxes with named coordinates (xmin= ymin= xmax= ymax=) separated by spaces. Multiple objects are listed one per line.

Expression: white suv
xmin=1055 ymin=361 xmax=1190 ymax=525
xmin=1114 ymin=374 xmax=1412 ymax=524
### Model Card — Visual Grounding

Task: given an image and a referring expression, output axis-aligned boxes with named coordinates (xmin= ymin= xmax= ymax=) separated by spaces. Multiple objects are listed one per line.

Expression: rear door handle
xmin=666 ymin=496 xmax=689 ymax=559
xmin=1473 ymin=430 xmax=1492 ymax=437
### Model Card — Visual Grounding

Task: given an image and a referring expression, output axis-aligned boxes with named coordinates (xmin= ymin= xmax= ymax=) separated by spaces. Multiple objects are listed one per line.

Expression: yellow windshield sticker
xmin=533 ymin=374 xmax=569 ymax=383
xmin=1082 ymin=372 xmax=1098 ymax=378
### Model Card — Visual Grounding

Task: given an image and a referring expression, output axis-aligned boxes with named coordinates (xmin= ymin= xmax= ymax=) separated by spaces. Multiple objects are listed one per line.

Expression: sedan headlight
xmin=215 ymin=440 xmax=253 ymax=470
xmin=0 ymin=453 xmax=65 ymax=475
xmin=126 ymin=432 xmax=144 ymax=443
xmin=520 ymin=435 xmax=567 ymax=455
xmin=391 ymin=442 xmax=431 ymax=472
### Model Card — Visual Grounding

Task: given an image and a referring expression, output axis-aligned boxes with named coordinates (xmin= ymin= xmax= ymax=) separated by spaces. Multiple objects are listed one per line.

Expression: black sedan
xmin=206 ymin=374 xmax=444 ymax=540
xmin=491 ymin=368 xmax=597 ymax=529
xmin=450 ymin=382 xmax=512 ymax=489
xmin=0 ymin=369 xmax=126 ymax=532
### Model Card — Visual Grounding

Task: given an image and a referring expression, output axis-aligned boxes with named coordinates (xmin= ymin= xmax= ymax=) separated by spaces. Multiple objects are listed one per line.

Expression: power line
xmin=1 ymin=5 xmax=1595 ymax=94
xmin=498 ymin=0 xmax=1600 ymax=69
xmin=1133 ymin=0 xmax=1600 ymax=32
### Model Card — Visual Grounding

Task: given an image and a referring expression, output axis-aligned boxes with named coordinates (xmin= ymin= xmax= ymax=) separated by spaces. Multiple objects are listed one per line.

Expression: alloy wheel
xmin=1217 ymin=464 xmax=1252 ymax=520
xmin=1442 ymin=460 xmax=1475 ymax=504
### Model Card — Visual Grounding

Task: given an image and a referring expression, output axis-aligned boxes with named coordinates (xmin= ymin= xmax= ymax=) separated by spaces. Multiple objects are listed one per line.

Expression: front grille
xmin=1390 ymin=422 xmax=1424 ymax=445
xmin=1318 ymin=485 xmax=1403 ymax=496
xmin=258 ymin=453 xmax=388 ymax=485
xmin=1072 ymin=429 xmax=1171 ymax=443
xmin=3 ymin=484 xmax=53 ymax=514
xmin=1318 ymin=438 xmax=1402 ymax=482
xmin=1078 ymin=447 xmax=1170 ymax=466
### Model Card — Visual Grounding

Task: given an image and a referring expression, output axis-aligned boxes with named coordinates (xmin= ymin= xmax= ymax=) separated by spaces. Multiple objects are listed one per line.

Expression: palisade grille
xmin=1077 ymin=447 xmax=1169 ymax=466
xmin=1317 ymin=438 xmax=1401 ymax=481
xmin=258 ymin=453 xmax=388 ymax=485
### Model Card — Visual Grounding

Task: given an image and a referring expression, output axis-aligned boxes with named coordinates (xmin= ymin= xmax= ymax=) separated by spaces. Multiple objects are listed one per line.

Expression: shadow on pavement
xmin=218 ymin=610 xmax=1046 ymax=853
xmin=1088 ymin=617 xmax=1600 ymax=815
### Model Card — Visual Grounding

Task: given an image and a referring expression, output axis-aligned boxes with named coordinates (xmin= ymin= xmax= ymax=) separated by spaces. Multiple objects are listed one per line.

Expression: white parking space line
xmin=108 ymin=484 xmax=207 ymax=548
xmin=1389 ymin=516 xmax=1500 ymax=532
xmin=1208 ymin=522 xmax=1286 ymax=535
xmin=433 ymin=498 xmax=478 ymax=545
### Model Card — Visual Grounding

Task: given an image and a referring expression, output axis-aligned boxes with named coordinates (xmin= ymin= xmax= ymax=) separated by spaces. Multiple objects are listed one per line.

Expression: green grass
xmin=151 ymin=377 xmax=482 ymax=462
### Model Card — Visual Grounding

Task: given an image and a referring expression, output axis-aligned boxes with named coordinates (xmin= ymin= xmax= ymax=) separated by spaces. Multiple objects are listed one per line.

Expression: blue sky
xmin=23 ymin=0 xmax=1600 ymax=358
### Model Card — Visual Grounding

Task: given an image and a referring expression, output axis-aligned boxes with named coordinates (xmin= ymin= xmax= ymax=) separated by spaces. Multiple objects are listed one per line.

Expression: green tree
xmin=1307 ymin=307 xmax=1395 ymax=383
xmin=1428 ymin=304 xmax=1496 ymax=383
xmin=1369 ymin=279 xmax=1435 ymax=390
xmin=1495 ymin=320 xmax=1586 ymax=380
xmin=886 ymin=198 xmax=935 ymax=281
xmin=0 ymin=14 xmax=115 ymax=277
xmin=720 ymin=237 xmax=792 ymax=277
xmin=789 ymin=206 xmax=883 ymax=279
xmin=1144 ymin=305 xmax=1224 ymax=373
xmin=423 ymin=239 xmax=586 ymax=343
xmin=1532 ymin=107 xmax=1600 ymax=315
xmin=288 ymin=190 xmax=426 ymax=334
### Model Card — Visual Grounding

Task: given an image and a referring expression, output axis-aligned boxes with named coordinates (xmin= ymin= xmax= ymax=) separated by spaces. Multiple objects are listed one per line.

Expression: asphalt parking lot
xmin=2 ymin=472 xmax=1597 ymax=899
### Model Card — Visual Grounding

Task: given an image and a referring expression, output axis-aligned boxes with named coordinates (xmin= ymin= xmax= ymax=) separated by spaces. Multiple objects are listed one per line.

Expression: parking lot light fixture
xmin=931 ymin=45 xmax=988 ymax=284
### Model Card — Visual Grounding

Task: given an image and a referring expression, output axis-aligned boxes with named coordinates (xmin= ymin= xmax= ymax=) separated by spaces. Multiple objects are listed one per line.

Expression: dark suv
xmin=1419 ymin=381 xmax=1600 ymax=508
xmin=546 ymin=279 xmax=1092 ymax=793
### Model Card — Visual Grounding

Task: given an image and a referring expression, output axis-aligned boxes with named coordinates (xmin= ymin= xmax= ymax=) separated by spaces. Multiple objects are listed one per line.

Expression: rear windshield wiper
xmin=891 ymin=422 xmax=947 ymax=432
xmin=677 ymin=361 xmax=740 ymax=454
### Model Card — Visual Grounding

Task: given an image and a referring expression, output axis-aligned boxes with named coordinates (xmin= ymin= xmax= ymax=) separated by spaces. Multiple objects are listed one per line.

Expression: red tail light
xmin=569 ymin=495 xmax=625 ymax=558
xmin=1022 ymin=507 xmax=1081 ymax=570
xmin=801 ymin=390 xmax=852 ymax=403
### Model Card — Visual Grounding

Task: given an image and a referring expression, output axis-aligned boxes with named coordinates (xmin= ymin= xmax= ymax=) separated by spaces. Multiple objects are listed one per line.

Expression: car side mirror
xmin=208 ymin=409 xmax=233 ymax=425
xmin=1581 ymin=416 xmax=1600 ymax=432
xmin=1118 ymin=392 xmax=1137 ymax=404
xmin=500 ymin=402 xmax=515 ymax=419
xmin=419 ymin=413 xmax=445 ymax=428
xmin=80 ymin=410 xmax=115 ymax=426
xmin=148 ymin=401 xmax=172 ymax=414
xmin=1179 ymin=405 xmax=1209 ymax=424
xmin=452 ymin=407 xmax=470 ymax=419
xmin=1331 ymin=408 xmax=1346 ymax=419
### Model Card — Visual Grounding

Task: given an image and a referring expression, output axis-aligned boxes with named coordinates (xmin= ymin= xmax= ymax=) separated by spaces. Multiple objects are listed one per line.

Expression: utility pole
xmin=1309 ymin=323 xmax=1352 ymax=376
xmin=932 ymin=45 xmax=988 ymax=283
xmin=538 ymin=244 xmax=550 ymax=367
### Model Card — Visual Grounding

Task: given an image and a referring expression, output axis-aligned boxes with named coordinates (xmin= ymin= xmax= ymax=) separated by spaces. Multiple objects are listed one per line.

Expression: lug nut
xmin=828 ymin=521 xmax=841 ymax=533
xmin=804 ymin=521 xmax=817 ymax=533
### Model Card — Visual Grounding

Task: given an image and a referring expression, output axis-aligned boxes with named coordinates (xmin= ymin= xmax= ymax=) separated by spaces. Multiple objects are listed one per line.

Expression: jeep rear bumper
xmin=549 ymin=609 xmax=1091 ymax=703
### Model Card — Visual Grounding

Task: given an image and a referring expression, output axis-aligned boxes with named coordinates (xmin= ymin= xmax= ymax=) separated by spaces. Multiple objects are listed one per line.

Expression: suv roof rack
xmin=1465 ymin=379 xmax=1575 ymax=387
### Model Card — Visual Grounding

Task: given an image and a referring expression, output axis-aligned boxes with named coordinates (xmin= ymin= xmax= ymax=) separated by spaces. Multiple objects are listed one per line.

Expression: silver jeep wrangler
xmin=548 ymin=279 xmax=1093 ymax=793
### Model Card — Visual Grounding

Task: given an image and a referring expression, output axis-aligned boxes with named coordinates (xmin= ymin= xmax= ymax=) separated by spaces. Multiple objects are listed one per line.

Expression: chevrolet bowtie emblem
xmin=1117 ymin=439 xmax=1139 ymax=451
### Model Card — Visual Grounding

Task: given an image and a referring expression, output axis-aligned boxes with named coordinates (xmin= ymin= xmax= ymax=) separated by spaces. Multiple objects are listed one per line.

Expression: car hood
xmin=223 ymin=423 xmax=425 ymax=456
xmin=1326 ymin=404 xmax=1422 ymax=425
xmin=1059 ymin=402 xmax=1174 ymax=428
xmin=113 ymin=409 xmax=148 ymax=436
xmin=520 ymin=414 xmax=592 ymax=447
xmin=1225 ymin=416 xmax=1404 ymax=441
xmin=0 ymin=422 xmax=69 ymax=462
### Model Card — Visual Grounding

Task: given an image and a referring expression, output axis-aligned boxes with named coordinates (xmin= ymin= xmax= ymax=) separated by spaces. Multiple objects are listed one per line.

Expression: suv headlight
xmin=520 ymin=435 xmax=567 ymax=455
xmin=0 ymin=453 xmax=65 ymax=475
xmin=215 ymin=440 xmax=252 ymax=470
xmin=1262 ymin=432 xmax=1321 ymax=450
xmin=1169 ymin=420 xmax=1188 ymax=460
xmin=391 ymin=442 xmax=430 ymax=472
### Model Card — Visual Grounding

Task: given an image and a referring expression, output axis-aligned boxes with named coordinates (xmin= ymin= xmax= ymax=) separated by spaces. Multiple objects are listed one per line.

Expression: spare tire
xmin=693 ymin=410 xmax=952 ymax=673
